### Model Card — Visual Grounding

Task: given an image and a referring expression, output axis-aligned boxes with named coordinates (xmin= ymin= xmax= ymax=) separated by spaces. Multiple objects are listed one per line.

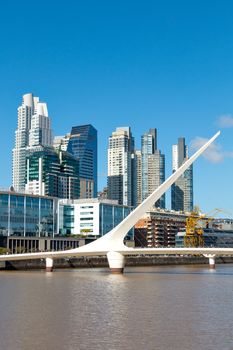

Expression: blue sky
xmin=0 ymin=0 xmax=232 ymax=215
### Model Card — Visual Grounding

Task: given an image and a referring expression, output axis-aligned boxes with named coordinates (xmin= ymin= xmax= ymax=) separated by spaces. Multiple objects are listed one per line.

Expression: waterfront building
xmin=59 ymin=198 xmax=134 ymax=240
xmin=134 ymin=208 xmax=187 ymax=247
xmin=171 ymin=137 xmax=193 ymax=212
xmin=67 ymin=125 xmax=97 ymax=199
xmin=25 ymin=147 xmax=80 ymax=199
xmin=0 ymin=235 xmax=86 ymax=255
xmin=176 ymin=224 xmax=233 ymax=247
xmin=0 ymin=190 xmax=58 ymax=237
xmin=213 ymin=219 xmax=233 ymax=231
xmin=107 ymin=127 xmax=135 ymax=206
xmin=0 ymin=190 xmax=134 ymax=253
xmin=12 ymin=93 xmax=52 ymax=192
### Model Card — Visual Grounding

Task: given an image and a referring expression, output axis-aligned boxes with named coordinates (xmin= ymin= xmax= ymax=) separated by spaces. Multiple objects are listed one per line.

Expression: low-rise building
xmin=0 ymin=190 xmax=58 ymax=237
xmin=134 ymin=208 xmax=187 ymax=247
xmin=59 ymin=198 xmax=134 ymax=240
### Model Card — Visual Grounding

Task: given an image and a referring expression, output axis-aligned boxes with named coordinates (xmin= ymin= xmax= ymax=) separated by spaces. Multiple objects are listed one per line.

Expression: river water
xmin=0 ymin=265 xmax=233 ymax=350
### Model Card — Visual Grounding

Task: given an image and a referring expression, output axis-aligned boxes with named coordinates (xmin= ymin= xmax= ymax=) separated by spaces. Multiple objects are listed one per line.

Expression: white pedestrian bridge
xmin=0 ymin=131 xmax=230 ymax=272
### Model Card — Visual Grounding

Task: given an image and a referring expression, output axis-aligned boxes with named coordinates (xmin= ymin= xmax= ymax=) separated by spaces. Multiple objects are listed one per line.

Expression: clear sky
xmin=0 ymin=0 xmax=232 ymax=216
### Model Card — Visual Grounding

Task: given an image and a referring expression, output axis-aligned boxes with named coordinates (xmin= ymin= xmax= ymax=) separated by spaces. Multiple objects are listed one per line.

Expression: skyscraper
xmin=134 ymin=150 xmax=142 ymax=206
xmin=25 ymin=146 xmax=80 ymax=199
xmin=107 ymin=127 xmax=135 ymax=206
xmin=12 ymin=93 xmax=52 ymax=192
xmin=28 ymin=102 xmax=52 ymax=148
xmin=53 ymin=134 xmax=70 ymax=152
xmin=147 ymin=150 xmax=165 ymax=208
xmin=139 ymin=128 xmax=165 ymax=208
xmin=171 ymin=137 xmax=193 ymax=212
xmin=67 ymin=125 xmax=97 ymax=198
xmin=141 ymin=128 xmax=157 ymax=200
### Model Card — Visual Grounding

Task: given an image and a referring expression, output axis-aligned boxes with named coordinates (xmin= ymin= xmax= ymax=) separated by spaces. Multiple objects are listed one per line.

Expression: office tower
xmin=28 ymin=102 xmax=52 ymax=148
xmin=25 ymin=147 xmax=80 ymax=199
xmin=107 ymin=127 xmax=135 ymax=206
xmin=141 ymin=128 xmax=157 ymax=200
xmin=53 ymin=134 xmax=70 ymax=152
xmin=67 ymin=125 xmax=97 ymax=198
xmin=171 ymin=137 xmax=193 ymax=212
xmin=134 ymin=150 xmax=142 ymax=206
xmin=12 ymin=93 xmax=35 ymax=192
xmin=12 ymin=93 xmax=52 ymax=192
xmin=147 ymin=151 xmax=165 ymax=208
xmin=140 ymin=128 xmax=165 ymax=208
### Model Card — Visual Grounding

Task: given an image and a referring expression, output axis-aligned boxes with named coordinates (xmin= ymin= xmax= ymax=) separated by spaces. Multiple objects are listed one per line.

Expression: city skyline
xmin=0 ymin=1 xmax=232 ymax=215
xmin=2 ymin=91 xmax=231 ymax=215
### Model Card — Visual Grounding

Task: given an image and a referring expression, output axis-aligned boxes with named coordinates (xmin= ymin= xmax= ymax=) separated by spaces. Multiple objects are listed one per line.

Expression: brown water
xmin=0 ymin=265 xmax=233 ymax=350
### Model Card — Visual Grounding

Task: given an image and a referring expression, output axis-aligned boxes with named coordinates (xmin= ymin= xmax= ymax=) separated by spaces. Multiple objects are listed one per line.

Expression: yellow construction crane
xmin=184 ymin=209 xmax=204 ymax=247
xmin=184 ymin=207 xmax=232 ymax=247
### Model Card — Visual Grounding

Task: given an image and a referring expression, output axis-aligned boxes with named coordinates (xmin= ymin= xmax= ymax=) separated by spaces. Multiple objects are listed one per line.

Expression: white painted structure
xmin=12 ymin=93 xmax=36 ymax=192
xmin=5 ymin=131 xmax=231 ymax=273
xmin=53 ymin=134 xmax=70 ymax=151
xmin=28 ymin=102 xmax=52 ymax=148
xmin=13 ymin=93 xmax=52 ymax=193
xmin=59 ymin=198 xmax=132 ymax=237
xmin=108 ymin=127 xmax=134 ymax=206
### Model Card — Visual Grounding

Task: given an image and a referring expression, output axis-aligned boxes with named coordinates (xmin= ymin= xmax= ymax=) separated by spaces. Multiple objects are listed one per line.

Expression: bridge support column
xmin=203 ymin=254 xmax=216 ymax=269
xmin=45 ymin=257 xmax=54 ymax=272
xmin=107 ymin=251 xmax=125 ymax=274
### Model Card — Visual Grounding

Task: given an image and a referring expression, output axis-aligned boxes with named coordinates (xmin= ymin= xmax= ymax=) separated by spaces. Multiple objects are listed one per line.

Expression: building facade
xmin=59 ymin=198 xmax=134 ymax=240
xmin=107 ymin=127 xmax=135 ymax=206
xmin=0 ymin=190 xmax=58 ymax=238
xmin=136 ymin=128 xmax=165 ymax=208
xmin=171 ymin=137 xmax=193 ymax=212
xmin=53 ymin=133 xmax=70 ymax=152
xmin=134 ymin=209 xmax=187 ymax=247
xmin=132 ymin=150 xmax=142 ymax=206
xmin=12 ymin=93 xmax=52 ymax=192
xmin=0 ymin=191 xmax=134 ymax=253
xmin=141 ymin=128 xmax=157 ymax=200
xmin=25 ymin=147 xmax=80 ymax=199
xmin=28 ymin=102 xmax=52 ymax=148
xmin=67 ymin=125 xmax=97 ymax=198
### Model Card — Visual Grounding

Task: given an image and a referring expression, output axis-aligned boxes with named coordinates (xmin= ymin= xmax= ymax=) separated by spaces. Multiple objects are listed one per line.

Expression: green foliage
xmin=0 ymin=247 xmax=9 ymax=255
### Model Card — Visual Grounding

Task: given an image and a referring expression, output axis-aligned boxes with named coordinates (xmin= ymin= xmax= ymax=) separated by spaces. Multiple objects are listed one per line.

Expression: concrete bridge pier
xmin=107 ymin=251 xmax=125 ymax=274
xmin=203 ymin=254 xmax=216 ymax=269
xmin=45 ymin=257 xmax=54 ymax=272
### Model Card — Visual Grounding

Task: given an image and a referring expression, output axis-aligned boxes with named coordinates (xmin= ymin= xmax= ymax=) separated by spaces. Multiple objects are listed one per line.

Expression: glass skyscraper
xmin=67 ymin=125 xmax=97 ymax=198
xmin=26 ymin=147 xmax=80 ymax=199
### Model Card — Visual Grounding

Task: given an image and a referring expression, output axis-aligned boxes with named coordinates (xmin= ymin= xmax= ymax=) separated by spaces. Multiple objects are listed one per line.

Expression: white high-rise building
xmin=53 ymin=134 xmax=70 ymax=152
xmin=107 ymin=127 xmax=134 ymax=206
xmin=28 ymin=102 xmax=52 ymax=148
xmin=12 ymin=93 xmax=52 ymax=192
